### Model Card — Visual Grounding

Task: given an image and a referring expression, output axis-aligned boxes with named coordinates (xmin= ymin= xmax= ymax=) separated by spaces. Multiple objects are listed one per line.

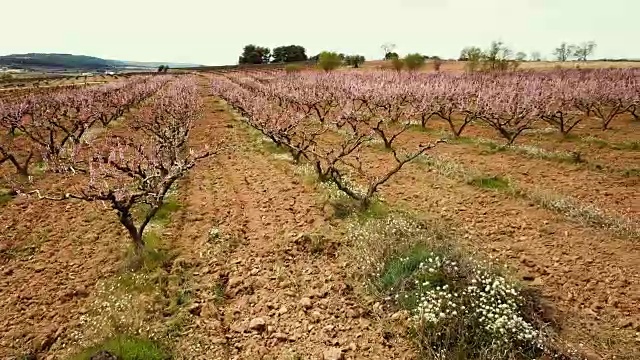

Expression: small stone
xmin=208 ymin=227 xmax=221 ymax=240
xmin=323 ymin=347 xmax=344 ymax=360
xmin=201 ymin=302 xmax=218 ymax=319
xmin=228 ymin=277 xmax=243 ymax=288
xmin=249 ymin=317 xmax=266 ymax=331
xmin=188 ymin=303 xmax=203 ymax=316
xmin=75 ymin=285 xmax=88 ymax=297
xmin=391 ymin=311 xmax=406 ymax=320
xmin=90 ymin=350 xmax=118 ymax=360
xmin=279 ymin=306 xmax=288 ymax=315
xmin=273 ymin=332 xmax=288 ymax=341
xmin=300 ymin=297 xmax=313 ymax=309
xmin=348 ymin=342 xmax=357 ymax=351
xmin=582 ymin=350 xmax=601 ymax=360
xmin=530 ymin=278 xmax=543 ymax=286
xmin=229 ymin=322 xmax=245 ymax=333
xmin=619 ymin=319 xmax=634 ymax=329
xmin=519 ymin=255 xmax=535 ymax=268
xmin=36 ymin=326 xmax=58 ymax=351
xmin=311 ymin=311 xmax=322 ymax=323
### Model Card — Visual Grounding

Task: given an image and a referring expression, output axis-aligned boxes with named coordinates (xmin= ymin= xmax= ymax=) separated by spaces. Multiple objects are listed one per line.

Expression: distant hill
xmin=0 ymin=53 xmax=202 ymax=71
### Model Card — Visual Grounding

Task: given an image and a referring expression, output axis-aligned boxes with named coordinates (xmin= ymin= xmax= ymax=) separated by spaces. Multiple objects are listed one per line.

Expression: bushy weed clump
xmin=0 ymin=191 xmax=14 ymax=205
xmin=467 ymin=175 xmax=511 ymax=190
xmin=347 ymin=213 xmax=562 ymax=359
xmin=70 ymin=335 xmax=169 ymax=360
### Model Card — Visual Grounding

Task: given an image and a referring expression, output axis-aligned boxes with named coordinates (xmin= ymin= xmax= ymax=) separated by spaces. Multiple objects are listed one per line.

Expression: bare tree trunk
xmin=629 ymin=105 xmax=639 ymax=121
xmin=6 ymin=152 xmax=32 ymax=177
xmin=118 ymin=211 xmax=145 ymax=254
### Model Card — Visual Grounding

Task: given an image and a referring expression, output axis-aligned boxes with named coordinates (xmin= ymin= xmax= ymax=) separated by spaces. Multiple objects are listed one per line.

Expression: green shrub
xmin=404 ymin=53 xmax=426 ymax=71
xmin=381 ymin=247 xmax=546 ymax=359
xmin=317 ymin=51 xmax=343 ymax=72
xmin=348 ymin=213 xmax=557 ymax=359
xmin=0 ymin=189 xmax=15 ymax=205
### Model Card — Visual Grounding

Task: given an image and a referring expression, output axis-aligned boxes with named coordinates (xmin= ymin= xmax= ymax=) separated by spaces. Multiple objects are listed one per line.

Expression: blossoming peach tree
xmin=27 ymin=77 xmax=219 ymax=254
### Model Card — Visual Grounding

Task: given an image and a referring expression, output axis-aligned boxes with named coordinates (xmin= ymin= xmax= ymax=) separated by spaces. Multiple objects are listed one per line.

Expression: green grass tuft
xmin=153 ymin=199 xmax=181 ymax=225
xmin=328 ymin=197 xmax=389 ymax=220
xmin=583 ymin=136 xmax=609 ymax=148
xmin=358 ymin=200 xmax=390 ymax=220
xmin=378 ymin=245 xmax=432 ymax=290
xmin=140 ymin=232 xmax=172 ymax=270
xmin=124 ymin=231 xmax=173 ymax=272
xmin=132 ymin=197 xmax=181 ymax=228
xmin=407 ymin=124 xmax=437 ymax=133
xmin=70 ymin=335 xmax=169 ymax=360
xmin=0 ymin=193 xmax=13 ymax=206
xmin=582 ymin=137 xmax=640 ymax=151
xmin=482 ymin=141 xmax=508 ymax=153
xmin=622 ymin=168 xmax=640 ymax=177
xmin=614 ymin=140 xmax=640 ymax=151
xmin=448 ymin=136 xmax=476 ymax=145
xmin=467 ymin=175 xmax=510 ymax=190
xmin=212 ymin=281 xmax=226 ymax=304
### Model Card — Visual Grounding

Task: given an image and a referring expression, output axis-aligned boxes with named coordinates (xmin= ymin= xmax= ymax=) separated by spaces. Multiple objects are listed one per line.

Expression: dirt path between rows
xmin=397 ymin=130 xmax=639 ymax=218
xmin=0 ymin=178 xmax=127 ymax=358
xmin=161 ymin=84 xmax=414 ymax=359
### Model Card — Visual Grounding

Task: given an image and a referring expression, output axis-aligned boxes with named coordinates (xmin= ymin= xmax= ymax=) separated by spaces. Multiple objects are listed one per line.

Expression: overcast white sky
xmin=1 ymin=0 xmax=636 ymax=65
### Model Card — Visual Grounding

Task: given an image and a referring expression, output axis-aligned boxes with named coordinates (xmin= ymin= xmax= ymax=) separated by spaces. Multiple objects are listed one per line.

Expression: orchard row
xmin=0 ymin=76 xmax=170 ymax=175
xmin=1 ymin=76 xmax=215 ymax=252
xmin=221 ymin=68 xmax=639 ymax=143
xmin=210 ymin=68 xmax=639 ymax=207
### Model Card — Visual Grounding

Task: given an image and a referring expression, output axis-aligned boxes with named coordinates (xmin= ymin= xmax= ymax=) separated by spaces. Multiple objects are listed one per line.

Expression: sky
xmin=1 ymin=0 xmax=637 ymax=65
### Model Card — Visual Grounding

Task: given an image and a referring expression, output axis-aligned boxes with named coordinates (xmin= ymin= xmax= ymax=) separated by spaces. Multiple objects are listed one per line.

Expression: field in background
xmin=364 ymin=59 xmax=640 ymax=72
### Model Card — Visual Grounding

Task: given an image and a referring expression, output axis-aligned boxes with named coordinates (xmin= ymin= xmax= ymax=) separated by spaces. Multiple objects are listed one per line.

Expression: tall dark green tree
xmin=384 ymin=52 xmax=399 ymax=60
xmin=239 ymin=44 xmax=271 ymax=64
xmin=344 ymin=55 xmax=366 ymax=68
xmin=271 ymin=45 xmax=308 ymax=63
